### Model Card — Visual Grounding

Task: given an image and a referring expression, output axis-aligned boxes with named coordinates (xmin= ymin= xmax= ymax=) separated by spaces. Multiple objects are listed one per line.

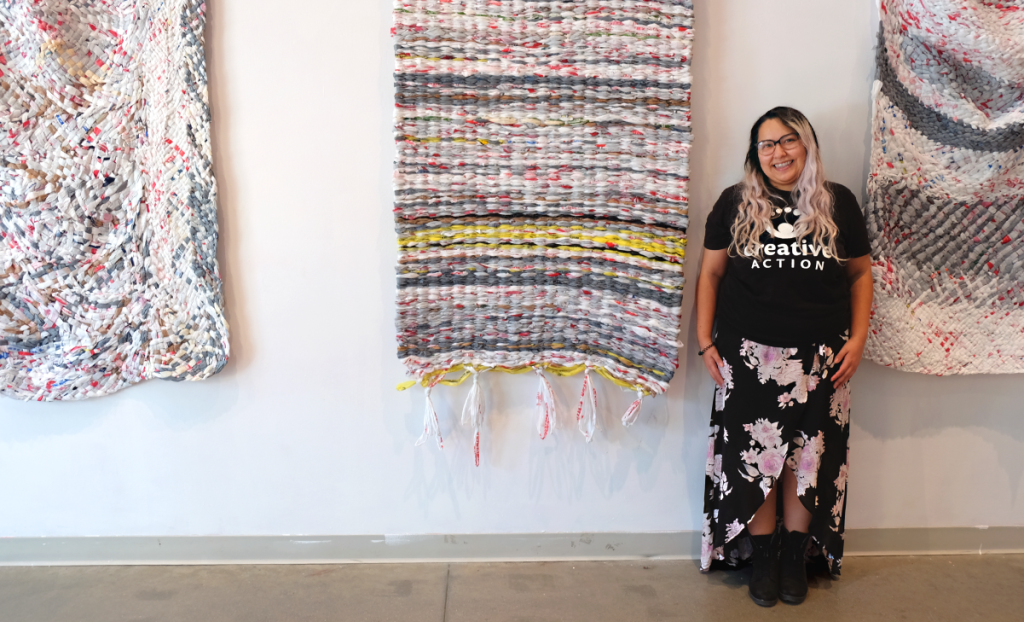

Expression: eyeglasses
xmin=756 ymin=133 xmax=801 ymax=156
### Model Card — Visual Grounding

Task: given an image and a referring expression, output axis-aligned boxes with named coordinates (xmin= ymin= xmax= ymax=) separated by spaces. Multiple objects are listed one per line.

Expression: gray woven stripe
xmin=398 ymin=283 xmax=682 ymax=374
xmin=877 ymin=28 xmax=1024 ymax=152
xmin=898 ymin=33 xmax=1021 ymax=117
xmin=396 ymin=121 xmax=691 ymax=136
xmin=396 ymin=163 xmax=689 ymax=183
xmin=395 ymin=73 xmax=691 ymax=92
xmin=394 ymin=199 xmax=689 ymax=215
xmin=396 ymin=48 xmax=692 ymax=71
xmin=395 ymin=102 xmax=691 ymax=120
xmin=399 ymin=316 xmax=678 ymax=375
xmin=393 ymin=202 xmax=688 ymax=231
xmin=394 ymin=42 xmax=692 ymax=60
xmin=398 ymin=272 xmax=682 ymax=307
xmin=393 ymin=188 xmax=688 ymax=205
xmin=401 ymin=311 xmax=677 ymax=346
xmin=396 ymin=92 xmax=690 ymax=110
xmin=866 ymin=182 xmax=1023 ymax=311
xmin=391 ymin=179 xmax=688 ymax=195
xmin=399 ymin=16 xmax=691 ymax=27
xmin=396 ymin=213 xmax=688 ymax=233
xmin=395 ymin=116 xmax=692 ymax=137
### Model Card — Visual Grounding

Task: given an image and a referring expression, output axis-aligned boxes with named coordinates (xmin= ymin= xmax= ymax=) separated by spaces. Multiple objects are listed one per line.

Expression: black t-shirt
xmin=703 ymin=181 xmax=871 ymax=346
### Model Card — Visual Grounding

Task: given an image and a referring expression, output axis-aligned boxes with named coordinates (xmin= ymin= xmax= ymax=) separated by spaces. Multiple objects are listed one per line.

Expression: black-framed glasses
xmin=756 ymin=133 xmax=801 ymax=156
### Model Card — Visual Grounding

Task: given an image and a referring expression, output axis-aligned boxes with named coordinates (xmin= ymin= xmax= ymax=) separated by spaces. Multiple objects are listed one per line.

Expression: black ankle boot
xmin=748 ymin=531 xmax=780 ymax=607
xmin=779 ymin=529 xmax=811 ymax=604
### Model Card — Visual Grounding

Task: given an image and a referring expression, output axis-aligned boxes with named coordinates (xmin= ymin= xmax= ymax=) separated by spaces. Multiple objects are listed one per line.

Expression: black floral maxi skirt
xmin=700 ymin=325 xmax=851 ymax=577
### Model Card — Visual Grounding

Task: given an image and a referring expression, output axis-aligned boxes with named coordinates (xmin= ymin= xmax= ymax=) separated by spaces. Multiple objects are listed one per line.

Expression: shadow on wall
xmin=206 ymin=0 xmax=253 ymax=374
xmin=856 ymin=363 xmax=1024 ymax=443
xmin=856 ymin=362 xmax=1024 ymax=494
xmin=392 ymin=369 xmax=679 ymax=519
xmin=378 ymin=0 xmax=413 ymax=460
xmin=0 ymin=369 xmax=240 ymax=443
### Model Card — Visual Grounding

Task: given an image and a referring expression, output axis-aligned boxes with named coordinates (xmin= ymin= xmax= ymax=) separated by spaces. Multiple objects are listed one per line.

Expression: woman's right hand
xmin=695 ymin=248 xmax=728 ymax=389
xmin=701 ymin=345 xmax=726 ymax=388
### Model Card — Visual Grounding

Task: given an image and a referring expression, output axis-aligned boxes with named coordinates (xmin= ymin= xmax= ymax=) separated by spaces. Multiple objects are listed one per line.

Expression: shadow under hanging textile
xmin=865 ymin=0 xmax=1024 ymax=375
xmin=392 ymin=1 xmax=692 ymax=456
xmin=0 ymin=1 xmax=229 ymax=400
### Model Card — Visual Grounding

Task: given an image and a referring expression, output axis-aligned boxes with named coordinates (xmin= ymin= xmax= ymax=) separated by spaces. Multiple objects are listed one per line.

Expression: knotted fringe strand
xmin=576 ymin=366 xmax=598 ymax=443
xmin=415 ymin=374 xmax=445 ymax=450
xmin=412 ymin=364 xmax=652 ymax=456
xmin=534 ymin=367 xmax=557 ymax=440
xmin=461 ymin=367 xmax=485 ymax=467
xmin=621 ymin=387 xmax=645 ymax=427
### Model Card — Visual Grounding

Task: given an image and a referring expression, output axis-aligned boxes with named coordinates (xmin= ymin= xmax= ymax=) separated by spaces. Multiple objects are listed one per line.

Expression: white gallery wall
xmin=0 ymin=0 xmax=1021 ymax=539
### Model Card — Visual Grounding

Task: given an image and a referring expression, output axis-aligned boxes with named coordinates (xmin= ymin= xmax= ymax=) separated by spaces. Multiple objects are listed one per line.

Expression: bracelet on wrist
xmin=698 ymin=342 xmax=716 ymax=356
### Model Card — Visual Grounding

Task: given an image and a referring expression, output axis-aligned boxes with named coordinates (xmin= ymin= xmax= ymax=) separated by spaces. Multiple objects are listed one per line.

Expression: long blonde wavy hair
xmin=729 ymin=107 xmax=841 ymax=261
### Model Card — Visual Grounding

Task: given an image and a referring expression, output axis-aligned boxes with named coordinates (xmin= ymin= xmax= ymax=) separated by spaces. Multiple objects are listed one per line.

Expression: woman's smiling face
xmin=757 ymin=118 xmax=807 ymax=191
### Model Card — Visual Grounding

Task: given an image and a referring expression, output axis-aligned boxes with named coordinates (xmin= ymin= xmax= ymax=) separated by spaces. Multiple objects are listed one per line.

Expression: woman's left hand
xmin=831 ymin=338 xmax=865 ymax=387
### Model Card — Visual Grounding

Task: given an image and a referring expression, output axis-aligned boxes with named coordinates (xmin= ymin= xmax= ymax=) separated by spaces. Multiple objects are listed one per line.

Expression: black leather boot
xmin=779 ymin=529 xmax=812 ymax=604
xmin=748 ymin=531 xmax=780 ymax=607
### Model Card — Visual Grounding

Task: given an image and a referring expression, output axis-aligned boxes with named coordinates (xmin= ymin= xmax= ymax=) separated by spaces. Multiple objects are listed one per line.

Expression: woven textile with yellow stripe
xmin=392 ymin=0 xmax=693 ymax=456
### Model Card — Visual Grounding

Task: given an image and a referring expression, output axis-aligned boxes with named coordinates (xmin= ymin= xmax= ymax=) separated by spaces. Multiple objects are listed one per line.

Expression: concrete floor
xmin=1 ymin=555 xmax=1022 ymax=621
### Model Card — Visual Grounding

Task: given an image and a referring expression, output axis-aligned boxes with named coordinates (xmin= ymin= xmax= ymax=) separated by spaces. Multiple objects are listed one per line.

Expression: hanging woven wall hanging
xmin=0 ymin=0 xmax=229 ymax=400
xmin=393 ymin=0 xmax=693 ymax=461
xmin=865 ymin=0 xmax=1024 ymax=375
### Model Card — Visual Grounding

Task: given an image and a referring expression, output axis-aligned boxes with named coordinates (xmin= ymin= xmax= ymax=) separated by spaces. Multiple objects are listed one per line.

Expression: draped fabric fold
xmin=865 ymin=0 xmax=1024 ymax=375
xmin=0 ymin=1 xmax=229 ymax=400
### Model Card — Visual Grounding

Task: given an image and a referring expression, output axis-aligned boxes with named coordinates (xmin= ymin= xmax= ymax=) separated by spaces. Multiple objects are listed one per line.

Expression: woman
xmin=695 ymin=107 xmax=873 ymax=607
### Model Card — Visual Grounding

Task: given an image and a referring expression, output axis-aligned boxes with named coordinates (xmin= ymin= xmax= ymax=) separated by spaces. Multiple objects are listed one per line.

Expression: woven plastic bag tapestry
xmin=0 ymin=0 xmax=229 ymax=400
xmin=866 ymin=0 xmax=1024 ymax=375
xmin=393 ymin=0 xmax=693 ymax=461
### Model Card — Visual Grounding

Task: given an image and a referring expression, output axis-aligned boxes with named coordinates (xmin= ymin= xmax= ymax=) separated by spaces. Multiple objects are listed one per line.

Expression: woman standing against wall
xmin=695 ymin=107 xmax=873 ymax=607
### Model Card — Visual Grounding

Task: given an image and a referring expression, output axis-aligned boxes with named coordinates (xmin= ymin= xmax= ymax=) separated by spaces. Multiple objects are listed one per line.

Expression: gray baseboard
xmin=845 ymin=526 xmax=1024 ymax=556
xmin=0 ymin=528 xmax=1020 ymax=566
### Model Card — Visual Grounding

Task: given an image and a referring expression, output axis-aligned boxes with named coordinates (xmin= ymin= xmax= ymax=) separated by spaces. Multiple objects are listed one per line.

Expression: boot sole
xmin=749 ymin=592 xmax=778 ymax=607
xmin=779 ymin=592 xmax=806 ymax=605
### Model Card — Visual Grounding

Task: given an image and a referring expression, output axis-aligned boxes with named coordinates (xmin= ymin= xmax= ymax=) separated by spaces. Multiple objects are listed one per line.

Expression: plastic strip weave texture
xmin=866 ymin=0 xmax=1024 ymax=375
xmin=392 ymin=0 xmax=693 ymax=398
xmin=0 ymin=0 xmax=229 ymax=400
